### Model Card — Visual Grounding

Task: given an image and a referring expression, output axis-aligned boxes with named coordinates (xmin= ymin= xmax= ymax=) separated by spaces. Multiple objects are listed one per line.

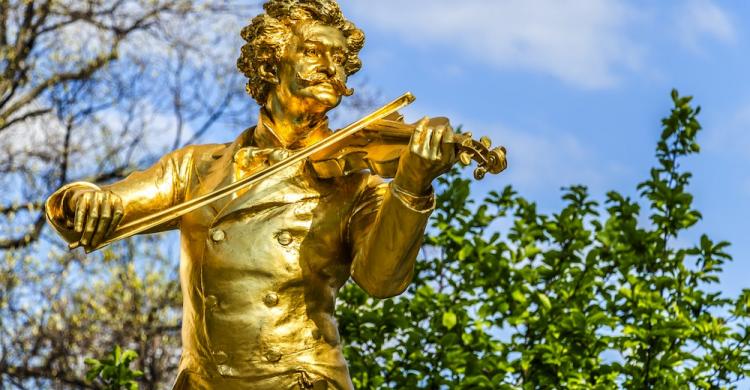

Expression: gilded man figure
xmin=46 ymin=1 xmax=457 ymax=388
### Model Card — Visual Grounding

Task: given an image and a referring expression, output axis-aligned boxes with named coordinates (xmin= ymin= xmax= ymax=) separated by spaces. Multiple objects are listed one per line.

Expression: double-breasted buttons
xmin=217 ymin=364 xmax=233 ymax=376
xmin=210 ymin=228 xmax=225 ymax=243
xmin=212 ymin=350 xmax=229 ymax=364
xmin=205 ymin=295 xmax=218 ymax=310
xmin=265 ymin=348 xmax=282 ymax=363
xmin=276 ymin=231 xmax=293 ymax=246
xmin=263 ymin=292 xmax=279 ymax=307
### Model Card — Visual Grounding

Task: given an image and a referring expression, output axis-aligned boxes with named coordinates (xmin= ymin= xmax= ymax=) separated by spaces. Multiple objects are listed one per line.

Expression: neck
xmin=264 ymin=92 xmax=328 ymax=147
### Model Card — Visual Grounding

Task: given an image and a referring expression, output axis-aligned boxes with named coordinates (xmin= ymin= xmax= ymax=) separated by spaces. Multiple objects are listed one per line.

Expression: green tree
xmin=337 ymin=90 xmax=750 ymax=389
xmin=0 ymin=1 xmax=257 ymax=388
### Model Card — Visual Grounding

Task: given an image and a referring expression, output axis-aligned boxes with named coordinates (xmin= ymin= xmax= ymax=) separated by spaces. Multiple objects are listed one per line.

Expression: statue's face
xmin=274 ymin=21 xmax=349 ymax=113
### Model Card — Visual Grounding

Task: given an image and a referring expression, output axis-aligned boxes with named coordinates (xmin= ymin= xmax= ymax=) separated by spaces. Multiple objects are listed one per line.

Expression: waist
xmin=179 ymin=342 xmax=349 ymax=380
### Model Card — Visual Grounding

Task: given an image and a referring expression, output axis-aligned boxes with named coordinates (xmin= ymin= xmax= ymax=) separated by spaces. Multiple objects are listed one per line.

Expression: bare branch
xmin=0 ymin=48 xmax=120 ymax=130
xmin=0 ymin=0 xmax=8 ymax=47
xmin=182 ymin=88 xmax=235 ymax=146
xmin=0 ymin=202 xmax=43 ymax=215
xmin=0 ymin=213 xmax=46 ymax=250
xmin=0 ymin=108 xmax=52 ymax=131
xmin=0 ymin=363 xmax=91 ymax=389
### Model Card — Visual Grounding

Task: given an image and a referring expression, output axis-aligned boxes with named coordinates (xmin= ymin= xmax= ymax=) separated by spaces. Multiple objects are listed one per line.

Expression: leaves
xmin=85 ymin=345 xmax=144 ymax=390
xmin=337 ymin=90 xmax=750 ymax=388
xmin=442 ymin=311 xmax=458 ymax=330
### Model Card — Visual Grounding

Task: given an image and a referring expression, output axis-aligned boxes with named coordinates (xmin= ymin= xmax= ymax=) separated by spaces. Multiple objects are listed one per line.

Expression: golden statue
xmin=45 ymin=1 xmax=506 ymax=388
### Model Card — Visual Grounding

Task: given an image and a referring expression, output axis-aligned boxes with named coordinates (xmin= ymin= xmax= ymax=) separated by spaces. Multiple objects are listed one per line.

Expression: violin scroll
xmin=454 ymin=132 xmax=508 ymax=180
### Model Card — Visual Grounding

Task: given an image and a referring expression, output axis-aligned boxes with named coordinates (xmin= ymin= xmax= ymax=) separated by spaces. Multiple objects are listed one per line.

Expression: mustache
xmin=296 ymin=72 xmax=354 ymax=97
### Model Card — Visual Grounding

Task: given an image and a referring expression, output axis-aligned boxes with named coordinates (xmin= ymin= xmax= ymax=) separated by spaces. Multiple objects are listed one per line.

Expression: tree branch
xmin=0 ymin=0 xmax=8 ymax=47
xmin=0 ymin=202 xmax=43 ymax=215
xmin=0 ymin=49 xmax=120 ymax=130
xmin=0 ymin=107 xmax=52 ymax=131
xmin=0 ymin=213 xmax=46 ymax=250
xmin=0 ymin=363 xmax=91 ymax=389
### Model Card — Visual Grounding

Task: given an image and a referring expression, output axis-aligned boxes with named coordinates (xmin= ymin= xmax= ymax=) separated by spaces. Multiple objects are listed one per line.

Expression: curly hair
xmin=237 ymin=0 xmax=365 ymax=105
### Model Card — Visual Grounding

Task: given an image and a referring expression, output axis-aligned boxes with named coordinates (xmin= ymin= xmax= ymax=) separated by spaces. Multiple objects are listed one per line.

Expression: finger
xmin=74 ymin=193 xmax=90 ymax=234
xmin=106 ymin=196 xmax=124 ymax=240
xmin=81 ymin=192 xmax=102 ymax=246
xmin=91 ymin=193 xmax=112 ymax=247
xmin=411 ymin=117 xmax=429 ymax=154
xmin=420 ymin=126 xmax=434 ymax=157
xmin=429 ymin=125 xmax=445 ymax=160
xmin=440 ymin=124 xmax=456 ymax=162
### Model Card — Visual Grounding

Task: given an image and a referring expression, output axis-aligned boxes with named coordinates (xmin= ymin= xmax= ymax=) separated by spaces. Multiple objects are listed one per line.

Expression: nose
xmin=320 ymin=53 xmax=337 ymax=77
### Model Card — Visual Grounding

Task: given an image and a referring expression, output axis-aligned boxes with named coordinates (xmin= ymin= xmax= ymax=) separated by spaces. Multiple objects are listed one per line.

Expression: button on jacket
xmin=46 ymin=113 xmax=435 ymax=389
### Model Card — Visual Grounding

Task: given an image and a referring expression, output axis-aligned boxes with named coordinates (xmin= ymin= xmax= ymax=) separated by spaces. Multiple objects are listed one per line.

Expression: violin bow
xmin=71 ymin=92 xmax=417 ymax=252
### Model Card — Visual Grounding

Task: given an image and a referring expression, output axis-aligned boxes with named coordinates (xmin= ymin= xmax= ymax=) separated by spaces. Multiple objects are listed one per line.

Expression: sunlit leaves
xmin=85 ymin=345 xmax=144 ymax=390
xmin=337 ymin=91 xmax=750 ymax=388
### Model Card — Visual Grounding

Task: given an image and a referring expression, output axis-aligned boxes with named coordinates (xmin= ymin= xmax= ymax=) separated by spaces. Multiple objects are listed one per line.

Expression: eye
xmin=332 ymin=53 xmax=345 ymax=65
xmin=304 ymin=47 xmax=318 ymax=57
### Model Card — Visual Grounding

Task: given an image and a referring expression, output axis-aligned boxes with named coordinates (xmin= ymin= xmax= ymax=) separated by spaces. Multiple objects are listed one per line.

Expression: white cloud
xmin=675 ymin=0 xmax=736 ymax=52
xmin=346 ymin=0 xmax=643 ymax=89
xmin=433 ymin=115 xmax=608 ymax=192
xmin=493 ymin=126 xmax=605 ymax=191
xmin=704 ymin=102 xmax=750 ymax=156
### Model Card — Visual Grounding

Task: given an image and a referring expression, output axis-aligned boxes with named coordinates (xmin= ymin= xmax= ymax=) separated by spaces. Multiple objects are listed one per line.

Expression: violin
xmin=310 ymin=112 xmax=507 ymax=181
xmin=72 ymin=92 xmax=507 ymax=252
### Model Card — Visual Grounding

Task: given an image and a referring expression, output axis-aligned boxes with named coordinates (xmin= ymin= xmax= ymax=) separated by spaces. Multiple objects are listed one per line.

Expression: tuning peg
xmin=458 ymin=151 xmax=472 ymax=166
xmin=480 ymin=136 xmax=491 ymax=148
xmin=473 ymin=166 xmax=487 ymax=180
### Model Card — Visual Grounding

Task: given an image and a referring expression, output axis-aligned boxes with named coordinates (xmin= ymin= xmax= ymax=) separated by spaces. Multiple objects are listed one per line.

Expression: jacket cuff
xmin=389 ymin=181 xmax=435 ymax=213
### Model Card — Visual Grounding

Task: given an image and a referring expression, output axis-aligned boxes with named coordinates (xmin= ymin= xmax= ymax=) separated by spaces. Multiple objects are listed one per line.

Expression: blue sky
xmin=332 ymin=0 xmax=750 ymax=296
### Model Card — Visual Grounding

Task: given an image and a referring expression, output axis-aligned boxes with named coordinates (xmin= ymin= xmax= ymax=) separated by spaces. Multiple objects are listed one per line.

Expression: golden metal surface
xmin=45 ymin=1 xmax=507 ymax=388
xmin=67 ymin=92 xmax=416 ymax=253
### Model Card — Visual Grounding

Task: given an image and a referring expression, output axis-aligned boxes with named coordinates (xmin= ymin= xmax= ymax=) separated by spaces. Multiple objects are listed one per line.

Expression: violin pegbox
xmin=454 ymin=132 xmax=507 ymax=180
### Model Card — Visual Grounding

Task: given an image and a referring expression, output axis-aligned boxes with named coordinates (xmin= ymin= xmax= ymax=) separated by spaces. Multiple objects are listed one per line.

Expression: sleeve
xmin=45 ymin=147 xmax=195 ymax=245
xmin=347 ymin=175 xmax=436 ymax=298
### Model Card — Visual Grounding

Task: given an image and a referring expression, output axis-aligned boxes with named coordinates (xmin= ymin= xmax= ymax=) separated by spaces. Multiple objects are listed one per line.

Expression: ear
xmin=258 ymin=63 xmax=279 ymax=84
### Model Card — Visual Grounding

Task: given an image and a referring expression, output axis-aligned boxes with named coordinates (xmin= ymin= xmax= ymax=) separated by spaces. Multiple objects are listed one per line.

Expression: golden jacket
xmin=46 ymin=116 xmax=434 ymax=389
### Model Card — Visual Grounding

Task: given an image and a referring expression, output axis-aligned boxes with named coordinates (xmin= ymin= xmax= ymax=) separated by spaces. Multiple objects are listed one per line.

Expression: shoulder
xmin=165 ymin=143 xmax=230 ymax=170
xmin=171 ymin=143 xmax=228 ymax=161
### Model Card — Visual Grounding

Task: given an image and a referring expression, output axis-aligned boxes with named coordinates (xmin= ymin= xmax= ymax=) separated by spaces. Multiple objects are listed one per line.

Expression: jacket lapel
xmin=193 ymin=129 xmax=249 ymax=215
xmin=191 ymin=115 xmax=336 ymax=223
xmin=213 ymin=160 xmax=323 ymax=223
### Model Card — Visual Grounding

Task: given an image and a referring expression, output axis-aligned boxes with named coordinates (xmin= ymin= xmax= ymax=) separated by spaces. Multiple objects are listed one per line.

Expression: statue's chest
xmin=182 ymin=171 xmax=355 ymax=282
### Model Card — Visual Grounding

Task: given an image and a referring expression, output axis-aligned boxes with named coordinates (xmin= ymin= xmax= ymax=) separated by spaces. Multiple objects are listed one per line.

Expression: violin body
xmin=310 ymin=114 xmax=508 ymax=180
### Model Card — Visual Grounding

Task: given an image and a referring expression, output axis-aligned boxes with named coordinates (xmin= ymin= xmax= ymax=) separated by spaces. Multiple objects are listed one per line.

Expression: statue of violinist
xmin=45 ymin=0 xmax=506 ymax=389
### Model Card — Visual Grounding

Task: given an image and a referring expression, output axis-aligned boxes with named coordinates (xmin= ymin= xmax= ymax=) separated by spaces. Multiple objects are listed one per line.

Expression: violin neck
xmin=363 ymin=119 xmax=413 ymax=139
xmin=363 ymin=119 xmax=464 ymax=144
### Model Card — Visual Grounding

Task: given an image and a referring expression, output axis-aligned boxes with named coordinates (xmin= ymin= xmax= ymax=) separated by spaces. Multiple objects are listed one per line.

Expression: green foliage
xmin=85 ymin=345 xmax=144 ymax=390
xmin=337 ymin=90 xmax=750 ymax=389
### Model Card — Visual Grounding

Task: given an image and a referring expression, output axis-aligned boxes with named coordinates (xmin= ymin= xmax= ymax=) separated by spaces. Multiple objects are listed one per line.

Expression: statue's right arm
xmin=46 ymin=147 xmax=198 ymax=249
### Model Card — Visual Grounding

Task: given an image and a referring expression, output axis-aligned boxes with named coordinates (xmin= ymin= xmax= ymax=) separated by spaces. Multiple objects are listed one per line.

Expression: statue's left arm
xmin=347 ymin=177 xmax=435 ymax=298
xmin=348 ymin=116 xmax=454 ymax=298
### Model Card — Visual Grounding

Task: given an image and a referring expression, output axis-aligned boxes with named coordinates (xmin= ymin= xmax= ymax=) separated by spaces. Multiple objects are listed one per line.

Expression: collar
xmin=252 ymin=108 xmax=332 ymax=150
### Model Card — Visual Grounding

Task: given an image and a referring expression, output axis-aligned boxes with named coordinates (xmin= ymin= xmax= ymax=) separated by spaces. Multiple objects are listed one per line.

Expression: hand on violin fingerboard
xmin=392 ymin=116 xmax=456 ymax=195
